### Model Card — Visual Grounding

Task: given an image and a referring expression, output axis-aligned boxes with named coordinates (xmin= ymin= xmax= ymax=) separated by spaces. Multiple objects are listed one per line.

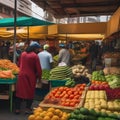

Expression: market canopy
xmin=0 ymin=16 xmax=54 ymax=27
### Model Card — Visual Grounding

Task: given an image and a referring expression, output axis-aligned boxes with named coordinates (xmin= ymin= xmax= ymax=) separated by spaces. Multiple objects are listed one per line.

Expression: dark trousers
xmin=15 ymin=97 xmax=33 ymax=110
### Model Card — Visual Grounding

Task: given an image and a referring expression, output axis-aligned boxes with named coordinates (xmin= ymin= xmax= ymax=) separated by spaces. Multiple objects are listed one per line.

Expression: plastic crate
xmin=49 ymin=80 xmax=67 ymax=88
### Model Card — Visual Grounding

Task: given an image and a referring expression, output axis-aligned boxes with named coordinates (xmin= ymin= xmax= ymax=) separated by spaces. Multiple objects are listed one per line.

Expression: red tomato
xmin=74 ymin=95 xmax=80 ymax=99
xmin=64 ymin=101 xmax=70 ymax=106
xmin=79 ymin=91 xmax=82 ymax=95
xmin=54 ymin=93 xmax=60 ymax=98
xmin=69 ymin=102 xmax=76 ymax=107
xmin=62 ymin=91 xmax=67 ymax=95
xmin=63 ymin=94 xmax=69 ymax=98
xmin=69 ymin=94 xmax=74 ymax=99
xmin=74 ymin=91 xmax=79 ymax=95
xmin=67 ymin=90 xmax=73 ymax=95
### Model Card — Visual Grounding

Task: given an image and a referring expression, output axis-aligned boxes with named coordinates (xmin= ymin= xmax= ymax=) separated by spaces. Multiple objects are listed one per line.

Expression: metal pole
xmin=13 ymin=0 xmax=17 ymax=63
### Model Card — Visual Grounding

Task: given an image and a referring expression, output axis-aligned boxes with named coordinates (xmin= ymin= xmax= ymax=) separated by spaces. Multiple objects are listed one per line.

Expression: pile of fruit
xmin=43 ymin=84 xmax=86 ymax=107
xmin=69 ymin=107 xmax=120 ymax=120
xmin=28 ymin=107 xmax=70 ymax=120
xmin=89 ymin=81 xmax=110 ymax=90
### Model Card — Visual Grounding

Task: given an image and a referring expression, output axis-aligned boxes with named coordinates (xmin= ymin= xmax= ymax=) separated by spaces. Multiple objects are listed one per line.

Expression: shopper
xmin=89 ymin=41 xmax=99 ymax=71
xmin=58 ymin=43 xmax=71 ymax=66
xmin=38 ymin=44 xmax=53 ymax=70
xmin=15 ymin=41 xmax=42 ymax=114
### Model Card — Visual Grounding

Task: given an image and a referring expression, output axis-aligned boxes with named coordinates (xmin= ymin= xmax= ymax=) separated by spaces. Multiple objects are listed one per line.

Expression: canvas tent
xmin=0 ymin=16 xmax=53 ymax=27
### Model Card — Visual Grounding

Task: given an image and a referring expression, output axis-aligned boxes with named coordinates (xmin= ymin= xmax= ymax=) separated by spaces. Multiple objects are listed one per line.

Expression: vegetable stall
xmin=28 ymin=62 xmax=120 ymax=120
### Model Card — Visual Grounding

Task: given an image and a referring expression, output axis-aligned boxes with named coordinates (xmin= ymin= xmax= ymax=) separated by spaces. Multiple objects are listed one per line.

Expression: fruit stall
xmin=0 ymin=59 xmax=19 ymax=112
xmin=28 ymin=63 xmax=120 ymax=120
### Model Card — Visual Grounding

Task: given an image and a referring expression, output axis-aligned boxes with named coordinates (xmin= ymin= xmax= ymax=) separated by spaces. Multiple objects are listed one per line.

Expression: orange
xmin=46 ymin=111 xmax=54 ymax=118
xmin=34 ymin=116 xmax=42 ymax=120
xmin=28 ymin=115 xmax=35 ymax=120
xmin=47 ymin=107 xmax=55 ymax=113
xmin=51 ymin=115 xmax=59 ymax=120
xmin=43 ymin=116 xmax=51 ymax=120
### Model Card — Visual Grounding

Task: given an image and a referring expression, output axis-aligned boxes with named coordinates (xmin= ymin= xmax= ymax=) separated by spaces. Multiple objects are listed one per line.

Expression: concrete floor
xmin=0 ymin=88 xmax=47 ymax=120
xmin=0 ymin=99 xmax=41 ymax=120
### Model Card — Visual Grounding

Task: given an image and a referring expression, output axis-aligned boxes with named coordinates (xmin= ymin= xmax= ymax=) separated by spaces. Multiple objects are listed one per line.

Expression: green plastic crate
xmin=49 ymin=80 xmax=67 ymax=88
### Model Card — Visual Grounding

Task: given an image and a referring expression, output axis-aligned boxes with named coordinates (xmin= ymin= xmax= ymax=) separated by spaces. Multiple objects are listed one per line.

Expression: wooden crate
xmin=39 ymin=87 xmax=88 ymax=111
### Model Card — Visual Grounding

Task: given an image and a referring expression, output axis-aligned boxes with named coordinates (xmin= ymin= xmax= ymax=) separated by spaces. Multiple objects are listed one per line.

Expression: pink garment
xmin=16 ymin=51 xmax=42 ymax=99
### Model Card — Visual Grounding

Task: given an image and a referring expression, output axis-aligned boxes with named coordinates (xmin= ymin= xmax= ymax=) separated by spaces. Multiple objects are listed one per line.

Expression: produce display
xmin=42 ymin=69 xmax=50 ymax=80
xmin=71 ymin=64 xmax=91 ymax=79
xmin=69 ymin=107 xmax=120 ymax=120
xmin=89 ymin=81 xmax=110 ymax=90
xmin=84 ymin=90 xmax=120 ymax=118
xmin=0 ymin=59 xmax=19 ymax=74
xmin=0 ymin=70 xmax=15 ymax=79
xmin=43 ymin=84 xmax=86 ymax=108
xmin=106 ymin=88 xmax=120 ymax=100
xmin=65 ymin=78 xmax=76 ymax=87
xmin=85 ymin=90 xmax=107 ymax=100
xmin=105 ymin=75 xmax=120 ymax=89
xmin=92 ymin=70 xmax=106 ymax=81
xmin=28 ymin=65 xmax=120 ymax=120
xmin=49 ymin=66 xmax=73 ymax=80
xmin=28 ymin=107 xmax=70 ymax=120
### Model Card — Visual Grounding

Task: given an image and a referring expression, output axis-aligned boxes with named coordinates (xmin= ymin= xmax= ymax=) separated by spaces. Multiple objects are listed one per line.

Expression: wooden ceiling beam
xmin=61 ymin=1 xmax=120 ymax=8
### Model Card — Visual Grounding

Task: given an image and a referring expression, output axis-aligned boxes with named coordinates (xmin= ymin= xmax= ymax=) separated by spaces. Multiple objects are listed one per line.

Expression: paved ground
xmin=0 ymin=88 xmax=47 ymax=120
xmin=0 ymin=99 xmax=41 ymax=120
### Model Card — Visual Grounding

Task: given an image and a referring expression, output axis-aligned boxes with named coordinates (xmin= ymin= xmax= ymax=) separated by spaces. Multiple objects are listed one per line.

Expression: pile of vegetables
xmin=69 ymin=107 xmax=120 ymax=120
xmin=0 ymin=59 xmax=19 ymax=74
xmin=105 ymin=75 xmax=120 ymax=89
xmin=49 ymin=66 xmax=73 ymax=80
xmin=71 ymin=64 xmax=91 ymax=80
xmin=92 ymin=70 xmax=106 ymax=81
xmin=42 ymin=69 xmax=50 ymax=80
xmin=44 ymin=84 xmax=86 ymax=107
xmin=0 ymin=70 xmax=15 ymax=79
xmin=65 ymin=78 xmax=76 ymax=87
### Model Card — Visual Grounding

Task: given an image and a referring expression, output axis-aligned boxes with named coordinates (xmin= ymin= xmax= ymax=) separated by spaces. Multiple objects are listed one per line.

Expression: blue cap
xmin=59 ymin=43 xmax=65 ymax=47
xmin=30 ymin=41 xmax=41 ymax=48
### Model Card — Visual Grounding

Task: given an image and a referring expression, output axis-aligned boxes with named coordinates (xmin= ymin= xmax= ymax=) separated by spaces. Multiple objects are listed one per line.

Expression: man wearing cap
xmin=38 ymin=44 xmax=53 ymax=70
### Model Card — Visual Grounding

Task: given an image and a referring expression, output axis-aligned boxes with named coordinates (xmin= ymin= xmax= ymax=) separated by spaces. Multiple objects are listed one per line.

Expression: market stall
xmin=0 ymin=59 xmax=19 ymax=112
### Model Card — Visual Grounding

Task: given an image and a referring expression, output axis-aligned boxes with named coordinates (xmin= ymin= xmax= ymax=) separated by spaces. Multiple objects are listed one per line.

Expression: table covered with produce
xmin=28 ymin=64 xmax=120 ymax=120
xmin=0 ymin=59 xmax=19 ymax=112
